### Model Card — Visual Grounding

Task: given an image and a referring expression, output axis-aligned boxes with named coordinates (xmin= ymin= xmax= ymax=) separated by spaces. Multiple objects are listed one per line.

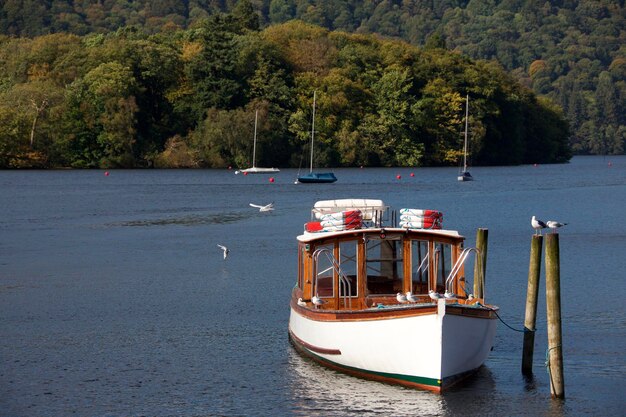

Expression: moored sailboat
xmin=297 ymin=91 xmax=337 ymax=183
xmin=458 ymin=95 xmax=473 ymax=181
xmin=236 ymin=110 xmax=280 ymax=174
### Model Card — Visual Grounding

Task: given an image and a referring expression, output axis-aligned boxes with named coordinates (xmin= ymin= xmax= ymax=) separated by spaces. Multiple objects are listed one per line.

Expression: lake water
xmin=1 ymin=156 xmax=625 ymax=416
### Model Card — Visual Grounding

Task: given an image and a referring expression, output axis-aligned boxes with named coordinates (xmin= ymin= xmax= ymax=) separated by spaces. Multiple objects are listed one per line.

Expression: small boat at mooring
xmin=458 ymin=94 xmax=473 ymax=182
xmin=236 ymin=110 xmax=279 ymax=175
xmin=289 ymin=199 xmax=498 ymax=392
xmin=296 ymin=91 xmax=337 ymax=184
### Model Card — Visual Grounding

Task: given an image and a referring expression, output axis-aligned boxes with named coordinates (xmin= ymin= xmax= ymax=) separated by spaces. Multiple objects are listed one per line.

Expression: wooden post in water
xmin=522 ymin=234 xmax=543 ymax=375
xmin=545 ymin=233 xmax=565 ymax=398
xmin=473 ymin=228 xmax=488 ymax=299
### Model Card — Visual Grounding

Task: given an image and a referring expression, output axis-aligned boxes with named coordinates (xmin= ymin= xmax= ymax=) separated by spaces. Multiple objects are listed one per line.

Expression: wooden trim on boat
xmin=447 ymin=304 xmax=498 ymax=319
xmin=291 ymin=298 xmax=437 ymax=321
xmin=291 ymin=296 xmax=497 ymax=321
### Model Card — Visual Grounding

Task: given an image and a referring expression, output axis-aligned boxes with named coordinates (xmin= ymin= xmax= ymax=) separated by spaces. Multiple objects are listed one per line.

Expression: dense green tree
xmin=0 ymin=18 xmax=573 ymax=168
xmin=62 ymin=62 xmax=139 ymax=167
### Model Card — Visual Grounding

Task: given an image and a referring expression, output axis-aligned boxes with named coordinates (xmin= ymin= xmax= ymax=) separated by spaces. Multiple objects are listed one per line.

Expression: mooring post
xmin=473 ymin=228 xmax=488 ymax=299
xmin=522 ymin=234 xmax=543 ymax=375
xmin=545 ymin=233 xmax=565 ymax=398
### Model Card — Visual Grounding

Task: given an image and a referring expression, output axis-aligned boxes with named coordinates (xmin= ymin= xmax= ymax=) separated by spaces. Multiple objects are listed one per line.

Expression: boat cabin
xmin=295 ymin=201 xmax=481 ymax=311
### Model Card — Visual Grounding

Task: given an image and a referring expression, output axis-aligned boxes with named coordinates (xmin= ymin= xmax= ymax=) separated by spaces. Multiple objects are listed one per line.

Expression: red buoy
xmin=104 ymin=171 xmax=110 ymax=176
xmin=396 ymin=174 xmax=401 ymax=180
xmin=410 ymin=172 xmax=415 ymax=177
xmin=269 ymin=177 xmax=275 ymax=183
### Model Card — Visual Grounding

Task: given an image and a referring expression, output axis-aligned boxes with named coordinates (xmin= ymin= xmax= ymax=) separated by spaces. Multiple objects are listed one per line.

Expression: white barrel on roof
xmin=313 ymin=199 xmax=385 ymax=220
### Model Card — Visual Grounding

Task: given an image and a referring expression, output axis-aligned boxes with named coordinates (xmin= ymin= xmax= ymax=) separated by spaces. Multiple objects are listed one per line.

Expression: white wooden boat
xmin=236 ymin=110 xmax=279 ymax=174
xmin=289 ymin=199 xmax=498 ymax=392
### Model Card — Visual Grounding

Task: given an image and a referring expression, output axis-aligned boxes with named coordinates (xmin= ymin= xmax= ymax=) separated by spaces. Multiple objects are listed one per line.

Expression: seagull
xmin=429 ymin=290 xmax=442 ymax=300
xmin=311 ymin=294 xmax=325 ymax=308
xmin=249 ymin=202 xmax=274 ymax=212
xmin=531 ymin=216 xmax=547 ymax=235
xmin=217 ymin=244 xmax=229 ymax=260
xmin=444 ymin=291 xmax=456 ymax=299
xmin=396 ymin=292 xmax=408 ymax=303
xmin=297 ymin=298 xmax=307 ymax=307
xmin=547 ymin=220 xmax=568 ymax=233
xmin=405 ymin=291 xmax=418 ymax=303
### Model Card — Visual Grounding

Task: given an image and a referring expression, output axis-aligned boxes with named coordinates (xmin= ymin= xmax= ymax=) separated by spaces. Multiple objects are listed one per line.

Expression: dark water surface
xmin=1 ymin=156 xmax=625 ymax=416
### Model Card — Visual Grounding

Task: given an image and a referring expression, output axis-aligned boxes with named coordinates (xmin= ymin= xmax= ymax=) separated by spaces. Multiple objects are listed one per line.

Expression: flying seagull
xmin=249 ymin=202 xmax=274 ymax=212
xmin=531 ymin=216 xmax=547 ymax=235
xmin=217 ymin=244 xmax=229 ymax=260
xmin=547 ymin=220 xmax=568 ymax=233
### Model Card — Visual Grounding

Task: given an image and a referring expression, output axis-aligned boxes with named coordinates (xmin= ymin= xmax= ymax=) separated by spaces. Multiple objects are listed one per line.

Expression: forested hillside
xmin=1 ymin=2 xmax=571 ymax=168
xmin=2 ymin=0 xmax=622 ymax=157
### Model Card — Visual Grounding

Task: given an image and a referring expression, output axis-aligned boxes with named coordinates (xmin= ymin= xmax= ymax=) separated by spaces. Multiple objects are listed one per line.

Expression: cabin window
xmin=339 ymin=240 xmax=358 ymax=297
xmin=312 ymin=244 xmax=335 ymax=299
xmin=411 ymin=239 xmax=429 ymax=294
xmin=365 ymin=236 xmax=403 ymax=295
xmin=434 ymin=242 xmax=453 ymax=292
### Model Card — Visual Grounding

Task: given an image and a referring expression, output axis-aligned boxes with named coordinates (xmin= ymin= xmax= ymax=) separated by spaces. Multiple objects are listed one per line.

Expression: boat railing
xmin=312 ymin=248 xmax=352 ymax=308
xmin=444 ymin=247 xmax=480 ymax=297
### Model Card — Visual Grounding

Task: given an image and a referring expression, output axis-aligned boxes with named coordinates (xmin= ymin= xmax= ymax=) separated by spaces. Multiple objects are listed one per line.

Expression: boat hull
xmin=236 ymin=167 xmax=280 ymax=174
xmin=288 ymin=302 xmax=497 ymax=392
xmin=297 ymin=172 xmax=337 ymax=183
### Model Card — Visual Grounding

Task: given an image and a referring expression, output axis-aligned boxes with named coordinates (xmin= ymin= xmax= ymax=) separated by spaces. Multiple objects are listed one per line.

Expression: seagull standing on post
xmin=547 ymin=220 xmax=568 ymax=233
xmin=531 ymin=216 xmax=547 ymax=235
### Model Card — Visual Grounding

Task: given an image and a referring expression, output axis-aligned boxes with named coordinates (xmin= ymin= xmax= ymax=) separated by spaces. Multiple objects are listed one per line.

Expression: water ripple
xmin=107 ymin=212 xmax=250 ymax=227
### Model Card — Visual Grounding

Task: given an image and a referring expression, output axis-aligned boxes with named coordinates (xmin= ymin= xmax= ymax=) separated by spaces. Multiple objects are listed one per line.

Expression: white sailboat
xmin=458 ymin=95 xmax=473 ymax=181
xmin=236 ymin=110 xmax=279 ymax=174
xmin=297 ymin=91 xmax=337 ymax=183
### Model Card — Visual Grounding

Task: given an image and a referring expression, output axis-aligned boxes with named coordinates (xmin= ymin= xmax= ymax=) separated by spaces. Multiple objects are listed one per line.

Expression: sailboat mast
xmin=252 ymin=110 xmax=258 ymax=169
xmin=463 ymin=94 xmax=469 ymax=172
xmin=310 ymin=91 xmax=316 ymax=173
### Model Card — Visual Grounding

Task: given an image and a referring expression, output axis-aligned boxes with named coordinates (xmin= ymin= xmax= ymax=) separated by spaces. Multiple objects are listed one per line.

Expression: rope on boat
xmin=477 ymin=303 xmax=534 ymax=333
